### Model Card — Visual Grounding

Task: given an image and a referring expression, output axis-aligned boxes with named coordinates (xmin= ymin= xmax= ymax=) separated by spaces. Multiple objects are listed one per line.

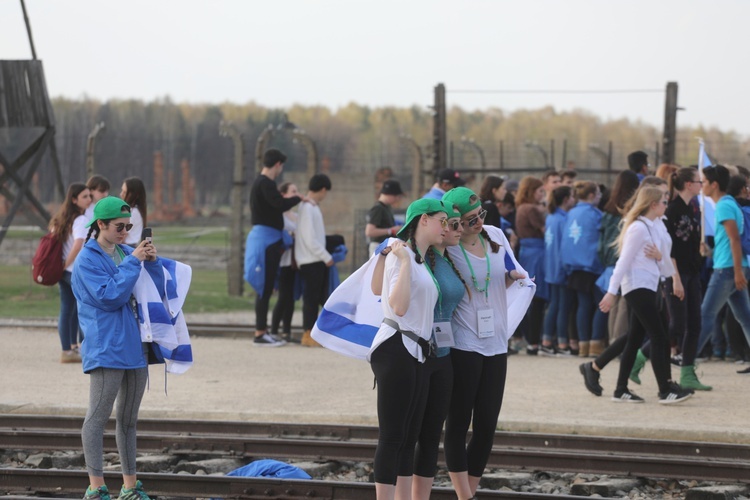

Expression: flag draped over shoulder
xmin=311 ymin=233 xmax=535 ymax=360
xmin=133 ymin=257 xmax=193 ymax=374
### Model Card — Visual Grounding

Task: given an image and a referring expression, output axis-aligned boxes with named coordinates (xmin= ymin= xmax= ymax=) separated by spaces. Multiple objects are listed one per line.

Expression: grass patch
xmin=0 ymin=264 xmax=257 ymax=317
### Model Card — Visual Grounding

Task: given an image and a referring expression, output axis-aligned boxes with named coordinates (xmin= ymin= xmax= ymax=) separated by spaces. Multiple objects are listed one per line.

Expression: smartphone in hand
xmin=141 ymin=227 xmax=152 ymax=243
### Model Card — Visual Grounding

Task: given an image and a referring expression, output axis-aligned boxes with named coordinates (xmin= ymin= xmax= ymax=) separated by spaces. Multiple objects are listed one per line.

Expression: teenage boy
xmin=365 ymin=179 xmax=404 ymax=255
xmin=697 ymin=165 xmax=750 ymax=375
xmin=296 ymin=174 xmax=334 ymax=347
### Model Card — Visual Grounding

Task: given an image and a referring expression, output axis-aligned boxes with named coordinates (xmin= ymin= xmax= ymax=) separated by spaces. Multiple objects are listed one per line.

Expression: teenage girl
xmin=271 ymin=182 xmax=301 ymax=342
xmin=599 ymin=186 xmax=693 ymax=404
xmin=560 ymin=181 xmax=605 ymax=357
xmin=368 ymin=198 xmax=448 ymax=500
xmin=120 ymin=177 xmax=148 ymax=246
xmin=542 ymin=185 xmax=575 ymax=354
xmin=49 ymin=183 xmax=93 ymax=362
xmin=442 ymin=187 xmax=527 ymax=500
xmin=72 ymin=196 xmax=159 ymax=499
xmin=395 ymin=202 xmax=469 ymax=500
xmin=514 ymin=176 xmax=548 ymax=354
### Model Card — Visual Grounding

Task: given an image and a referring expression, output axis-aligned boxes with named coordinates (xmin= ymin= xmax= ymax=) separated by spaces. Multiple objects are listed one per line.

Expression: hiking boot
xmin=629 ymin=349 xmax=648 ymax=385
xmin=301 ymin=329 xmax=322 ymax=347
xmin=658 ymin=382 xmax=693 ymax=405
xmin=578 ymin=341 xmax=589 ymax=357
xmin=579 ymin=362 xmax=603 ymax=396
xmin=588 ymin=340 xmax=604 ymax=357
xmin=253 ymin=333 xmax=286 ymax=347
xmin=61 ymin=350 xmax=82 ymax=364
xmin=680 ymin=365 xmax=712 ymax=391
xmin=118 ymin=480 xmax=151 ymax=500
xmin=612 ymin=387 xmax=645 ymax=403
xmin=83 ymin=485 xmax=111 ymax=500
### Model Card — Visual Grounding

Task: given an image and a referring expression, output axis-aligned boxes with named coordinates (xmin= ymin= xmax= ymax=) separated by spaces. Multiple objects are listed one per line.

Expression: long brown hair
xmin=122 ymin=176 xmax=148 ymax=227
xmin=49 ymin=183 xmax=88 ymax=243
xmin=514 ymin=176 xmax=543 ymax=206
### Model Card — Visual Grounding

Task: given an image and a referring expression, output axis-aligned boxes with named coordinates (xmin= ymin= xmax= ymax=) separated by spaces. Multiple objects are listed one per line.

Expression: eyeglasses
xmin=661 ymin=200 xmax=668 ymax=206
xmin=463 ymin=209 xmax=488 ymax=228
xmin=448 ymin=220 xmax=462 ymax=231
xmin=109 ymin=222 xmax=134 ymax=233
xmin=427 ymin=215 xmax=448 ymax=228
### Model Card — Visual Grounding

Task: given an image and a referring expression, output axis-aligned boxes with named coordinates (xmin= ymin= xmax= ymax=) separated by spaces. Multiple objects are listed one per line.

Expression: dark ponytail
xmin=443 ymin=250 xmax=471 ymax=299
xmin=547 ymin=186 xmax=572 ymax=214
xmin=669 ymin=167 xmax=698 ymax=199
xmin=480 ymin=228 xmax=500 ymax=253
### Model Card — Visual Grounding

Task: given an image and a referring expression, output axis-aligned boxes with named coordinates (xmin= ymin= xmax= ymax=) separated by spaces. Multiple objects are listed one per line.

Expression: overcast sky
xmin=2 ymin=0 xmax=748 ymax=136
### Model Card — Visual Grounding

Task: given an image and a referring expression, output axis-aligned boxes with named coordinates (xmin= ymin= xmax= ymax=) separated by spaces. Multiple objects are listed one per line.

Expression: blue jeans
xmin=698 ymin=267 xmax=750 ymax=354
xmin=58 ymin=271 xmax=81 ymax=350
xmin=543 ymin=284 xmax=572 ymax=345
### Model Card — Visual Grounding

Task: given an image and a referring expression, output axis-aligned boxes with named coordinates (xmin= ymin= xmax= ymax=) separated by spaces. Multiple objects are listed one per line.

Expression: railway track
xmin=1 ymin=415 xmax=748 ymax=488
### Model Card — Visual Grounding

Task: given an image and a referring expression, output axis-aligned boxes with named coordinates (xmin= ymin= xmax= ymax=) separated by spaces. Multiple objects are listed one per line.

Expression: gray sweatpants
xmin=81 ymin=364 xmax=148 ymax=477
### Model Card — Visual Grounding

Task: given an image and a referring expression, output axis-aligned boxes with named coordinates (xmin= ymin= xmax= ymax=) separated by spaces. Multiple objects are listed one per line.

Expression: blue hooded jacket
xmin=544 ymin=208 xmax=568 ymax=285
xmin=72 ymin=239 xmax=160 ymax=373
xmin=560 ymin=202 xmax=603 ymax=275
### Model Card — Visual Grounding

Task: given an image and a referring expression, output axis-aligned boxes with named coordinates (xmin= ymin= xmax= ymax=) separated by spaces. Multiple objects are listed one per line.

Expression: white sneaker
xmin=253 ymin=333 xmax=286 ymax=347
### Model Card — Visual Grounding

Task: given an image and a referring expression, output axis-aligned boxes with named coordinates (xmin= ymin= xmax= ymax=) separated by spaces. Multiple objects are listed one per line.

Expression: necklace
xmin=467 ymin=236 xmax=480 ymax=246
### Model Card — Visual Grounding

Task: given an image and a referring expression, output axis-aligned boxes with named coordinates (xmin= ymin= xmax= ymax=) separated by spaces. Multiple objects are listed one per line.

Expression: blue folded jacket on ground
xmin=226 ymin=459 xmax=312 ymax=479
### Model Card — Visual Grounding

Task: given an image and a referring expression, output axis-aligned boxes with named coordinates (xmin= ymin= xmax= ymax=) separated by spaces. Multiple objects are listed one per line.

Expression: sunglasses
xmin=109 ymin=222 xmax=134 ymax=233
xmin=464 ymin=209 xmax=488 ymax=228
xmin=448 ymin=220 xmax=462 ymax=231
xmin=427 ymin=215 xmax=448 ymax=228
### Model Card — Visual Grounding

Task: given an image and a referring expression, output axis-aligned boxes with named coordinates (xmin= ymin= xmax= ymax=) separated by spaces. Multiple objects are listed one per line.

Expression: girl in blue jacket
xmin=542 ymin=186 xmax=575 ymax=355
xmin=560 ymin=182 xmax=605 ymax=357
xmin=72 ymin=196 xmax=159 ymax=500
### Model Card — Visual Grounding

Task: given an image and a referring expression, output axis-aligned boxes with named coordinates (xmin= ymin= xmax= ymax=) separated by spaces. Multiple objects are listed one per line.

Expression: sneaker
xmin=670 ymin=354 xmax=683 ymax=366
xmin=268 ymin=333 xmax=285 ymax=343
xmin=539 ymin=345 xmax=557 ymax=357
xmin=253 ymin=333 xmax=286 ymax=347
xmin=612 ymin=388 xmax=645 ymax=403
xmin=658 ymin=382 xmax=693 ymax=405
xmin=579 ymin=362 xmax=603 ymax=397
xmin=61 ymin=350 xmax=82 ymax=364
xmin=118 ymin=480 xmax=151 ymax=500
xmin=557 ymin=347 xmax=574 ymax=357
xmin=83 ymin=485 xmax=111 ymax=500
xmin=737 ymin=366 xmax=750 ymax=374
xmin=526 ymin=346 xmax=539 ymax=356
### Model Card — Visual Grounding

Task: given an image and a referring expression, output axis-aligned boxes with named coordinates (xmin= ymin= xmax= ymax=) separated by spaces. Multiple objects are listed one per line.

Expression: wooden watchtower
xmin=0 ymin=2 xmax=64 ymax=248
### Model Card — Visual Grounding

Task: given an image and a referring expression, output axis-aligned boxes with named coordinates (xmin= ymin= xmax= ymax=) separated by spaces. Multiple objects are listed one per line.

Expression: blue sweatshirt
xmin=544 ymin=208 xmax=568 ymax=285
xmin=561 ymin=202 xmax=604 ymax=275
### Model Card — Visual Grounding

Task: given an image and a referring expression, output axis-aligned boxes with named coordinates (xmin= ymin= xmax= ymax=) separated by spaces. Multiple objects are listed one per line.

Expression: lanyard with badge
xmin=413 ymin=245 xmax=451 ymax=350
xmin=459 ymin=234 xmax=495 ymax=338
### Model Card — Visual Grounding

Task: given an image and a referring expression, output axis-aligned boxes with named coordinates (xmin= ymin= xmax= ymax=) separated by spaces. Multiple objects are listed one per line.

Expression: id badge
xmin=433 ymin=321 xmax=455 ymax=348
xmin=477 ymin=309 xmax=495 ymax=338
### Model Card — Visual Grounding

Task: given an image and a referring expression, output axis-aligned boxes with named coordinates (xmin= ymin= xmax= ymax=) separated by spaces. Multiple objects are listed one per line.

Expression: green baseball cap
xmin=86 ymin=196 xmax=132 ymax=227
xmin=397 ymin=198 xmax=447 ymax=238
xmin=444 ymin=201 xmax=461 ymax=219
xmin=442 ymin=187 xmax=482 ymax=215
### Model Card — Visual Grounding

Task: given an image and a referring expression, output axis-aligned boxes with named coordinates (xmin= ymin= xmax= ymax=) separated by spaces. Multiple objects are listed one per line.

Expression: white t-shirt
xmin=366 ymin=246 xmax=439 ymax=363
xmin=446 ymin=225 xmax=511 ymax=356
xmin=124 ymin=206 xmax=144 ymax=245
xmin=62 ymin=214 xmax=89 ymax=272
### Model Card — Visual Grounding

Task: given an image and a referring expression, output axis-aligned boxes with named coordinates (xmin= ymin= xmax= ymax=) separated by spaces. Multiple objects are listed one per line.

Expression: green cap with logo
xmin=86 ymin=196 xmax=132 ymax=227
xmin=397 ymin=198 xmax=447 ymax=238
xmin=442 ymin=187 xmax=482 ymax=216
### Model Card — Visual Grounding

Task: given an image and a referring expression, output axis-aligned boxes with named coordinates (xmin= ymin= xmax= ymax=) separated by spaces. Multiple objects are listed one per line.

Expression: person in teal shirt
xmin=696 ymin=165 xmax=750 ymax=367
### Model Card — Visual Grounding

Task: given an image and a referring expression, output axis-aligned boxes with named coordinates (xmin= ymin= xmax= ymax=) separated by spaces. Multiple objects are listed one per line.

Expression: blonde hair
xmin=573 ymin=180 xmax=598 ymax=201
xmin=614 ymin=186 xmax=665 ymax=254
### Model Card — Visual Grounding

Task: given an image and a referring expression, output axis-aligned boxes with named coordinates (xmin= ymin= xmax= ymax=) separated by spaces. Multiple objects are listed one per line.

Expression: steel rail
xmin=0 ymin=468 xmax=582 ymax=499
xmin=2 ymin=418 xmax=749 ymax=483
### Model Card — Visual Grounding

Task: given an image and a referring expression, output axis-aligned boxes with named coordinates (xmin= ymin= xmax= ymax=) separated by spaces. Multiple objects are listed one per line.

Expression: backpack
xmin=31 ymin=232 xmax=65 ymax=286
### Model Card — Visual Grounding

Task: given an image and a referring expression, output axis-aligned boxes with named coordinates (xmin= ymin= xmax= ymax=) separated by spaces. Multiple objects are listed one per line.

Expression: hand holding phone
xmin=141 ymin=227 xmax=152 ymax=243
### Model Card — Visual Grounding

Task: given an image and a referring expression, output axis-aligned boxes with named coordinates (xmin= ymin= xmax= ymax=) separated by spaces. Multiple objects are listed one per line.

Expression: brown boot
xmin=588 ymin=340 xmax=604 ymax=357
xmin=301 ymin=329 xmax=321 ymax=347
xmin=578 ymin=341 xmax=590 ymax=357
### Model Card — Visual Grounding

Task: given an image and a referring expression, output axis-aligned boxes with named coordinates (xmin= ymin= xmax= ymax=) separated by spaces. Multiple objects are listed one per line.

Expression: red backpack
xmin=31 ymin=232 xmax=65 ymax=286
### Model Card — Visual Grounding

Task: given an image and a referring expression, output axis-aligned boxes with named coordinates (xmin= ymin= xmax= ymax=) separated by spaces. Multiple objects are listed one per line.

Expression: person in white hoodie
xmin=295 ymin=174 xmax=334 ymax=347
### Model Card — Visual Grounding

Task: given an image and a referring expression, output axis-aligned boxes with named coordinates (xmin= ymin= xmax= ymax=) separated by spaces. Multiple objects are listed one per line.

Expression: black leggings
xmin=444 ymin=349 xmax=507 ymax=477
xmin=616 ymin=288 xmax=672 ymax=394
xmin=665 ymin=273 xmax=702 ymax=366
xmin=271 ymin=266 xmax=297 ymax=334
xmin=299 ymin=261 xmax=328 ymax=330
xmin=254 ymin=240 xmax=283 ymax=331
xmin=370 ymin=333 xmax=425 ymax=484
xmin=397 ymin=354 xmax=453 ymax=478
